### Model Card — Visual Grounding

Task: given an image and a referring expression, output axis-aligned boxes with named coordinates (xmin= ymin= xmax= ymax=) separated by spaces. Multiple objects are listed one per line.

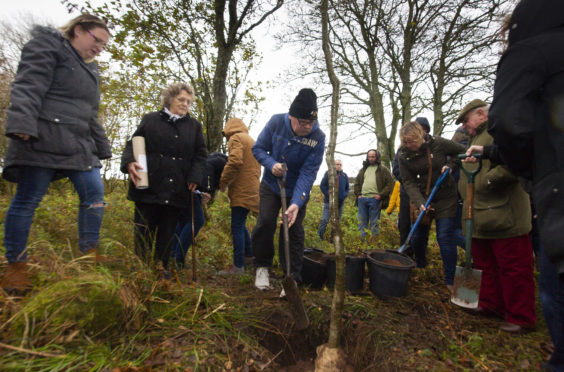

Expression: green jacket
xmin=353 ymin=163 xmax=394 ymax=209
xmin=398 ymin=135 xmax=466 ymax=219
xmin=459 ymin=122 xmax=531 ymax=239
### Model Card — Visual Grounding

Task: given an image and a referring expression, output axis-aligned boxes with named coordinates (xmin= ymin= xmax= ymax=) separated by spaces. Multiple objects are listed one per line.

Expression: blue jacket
xmin=320 ymin=170 xmax=349 ymax=204
xmin=253 ymin=113 xmax=325 ymax=208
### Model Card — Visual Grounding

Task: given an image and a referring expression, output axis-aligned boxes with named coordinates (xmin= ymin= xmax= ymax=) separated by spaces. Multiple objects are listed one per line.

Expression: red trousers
xmin=472 ymin=234 xmax=536 ymax=326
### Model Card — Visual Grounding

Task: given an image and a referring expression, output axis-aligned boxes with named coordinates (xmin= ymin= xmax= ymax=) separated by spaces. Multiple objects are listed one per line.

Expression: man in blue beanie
xmin=252 ymin=88 xmax=325 ymax=293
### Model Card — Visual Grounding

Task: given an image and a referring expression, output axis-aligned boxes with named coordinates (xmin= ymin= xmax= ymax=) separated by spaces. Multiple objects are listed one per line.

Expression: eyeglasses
xmin=297 ymin=119 xmax=314 ymax=128
xmin=175 ymin=95 xmax=193 ymax=106
xmin=87 ymin=29 xmax=108 ymax=50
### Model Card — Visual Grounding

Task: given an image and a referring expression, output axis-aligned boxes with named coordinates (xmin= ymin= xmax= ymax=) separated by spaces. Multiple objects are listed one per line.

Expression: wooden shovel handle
xmin=466 ymin=182 xmax=474 ymax=221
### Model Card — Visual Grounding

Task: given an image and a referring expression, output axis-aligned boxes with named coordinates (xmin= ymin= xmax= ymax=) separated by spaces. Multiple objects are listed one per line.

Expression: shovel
xmin=277 ymin=167 xmax=310 ymax=330
xmin=398 ymin=168 xmax=451 ymax=254
xmin=451 ymin=154 xmax=482 ymax=309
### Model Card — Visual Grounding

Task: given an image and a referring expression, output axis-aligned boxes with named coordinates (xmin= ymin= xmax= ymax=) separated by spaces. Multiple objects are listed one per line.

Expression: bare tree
xmin=316 ymin=2 xmax=351 ymax=369
xmin=67 ymin=0 xmax=284 ymax=152
xmin=282 ymin=0 xmax=512 ymax=166
xmin=426 ymin=0 xmax=513 ymax=135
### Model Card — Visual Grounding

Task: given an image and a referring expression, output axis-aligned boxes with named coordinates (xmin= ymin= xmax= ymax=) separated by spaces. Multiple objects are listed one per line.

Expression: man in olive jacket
xmin=353 ymin=149 xmax=394 ymax=240
xmin=458 ymin=99 xmax=535 ymax=333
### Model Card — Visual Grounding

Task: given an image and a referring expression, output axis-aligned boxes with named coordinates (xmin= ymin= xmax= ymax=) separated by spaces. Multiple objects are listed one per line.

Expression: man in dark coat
xmin=317 ymin=159 xmax=349 ymax=241
xmin=458 ymin=99 xmax=535 ymax=334
xmin=354 ymin=149 xmax=394 ymax=241
xmin=486 ymin=0 xmax=564 ymax=368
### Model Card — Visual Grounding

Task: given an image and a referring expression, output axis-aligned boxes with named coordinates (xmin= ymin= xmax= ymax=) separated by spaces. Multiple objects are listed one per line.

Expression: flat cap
xmin=456 ymin=99 xmax=487 ymax=124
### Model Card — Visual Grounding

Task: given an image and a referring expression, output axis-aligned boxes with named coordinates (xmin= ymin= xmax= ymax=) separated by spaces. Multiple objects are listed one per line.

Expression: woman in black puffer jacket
xmin=120 ymin=82 xmax=207 ymax=276
xmin=1 ymin=14 xmax=112 ymax=294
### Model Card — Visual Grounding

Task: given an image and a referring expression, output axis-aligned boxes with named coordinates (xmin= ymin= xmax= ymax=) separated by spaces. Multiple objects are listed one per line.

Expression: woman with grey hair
xmin=120 ymin=82 xmax=207 ymax=278
xmin=0 ymin=14 xmax=112 ymax=294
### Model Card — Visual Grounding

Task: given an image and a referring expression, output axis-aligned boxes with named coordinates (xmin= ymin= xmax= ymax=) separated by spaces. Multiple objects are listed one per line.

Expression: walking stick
xmin=191 ymin=191 xmax=197 ymax=282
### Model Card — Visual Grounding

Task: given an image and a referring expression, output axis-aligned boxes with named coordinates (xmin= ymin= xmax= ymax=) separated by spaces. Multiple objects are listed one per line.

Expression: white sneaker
xmin=279 ymin=288 xmax=286 ymax=298
xmin=255 ymin=267 xmax=270 ymax=290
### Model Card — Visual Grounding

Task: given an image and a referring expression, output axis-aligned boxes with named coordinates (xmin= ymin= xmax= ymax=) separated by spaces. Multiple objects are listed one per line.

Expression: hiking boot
xmin=218 ymin=265 xmax=244 ymax=276
xmin=84 ymin=248 xmax=112 ymax=263
xmin=255 ymin=267 xmax=271 ymax=290
xmin=1 ymin=262 xmax=32 ymax=295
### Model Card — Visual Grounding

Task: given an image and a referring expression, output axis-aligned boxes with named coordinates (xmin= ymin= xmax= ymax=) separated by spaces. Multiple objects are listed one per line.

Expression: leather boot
xmin=1 ymin=262 xmax=33 ymax=294
xmin=84 ymin=248 xmax=112 ymax=263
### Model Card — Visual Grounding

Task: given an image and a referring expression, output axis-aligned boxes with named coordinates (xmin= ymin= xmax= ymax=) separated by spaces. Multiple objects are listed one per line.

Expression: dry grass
xmin=0 ymin=179 xmax=553 ymax=371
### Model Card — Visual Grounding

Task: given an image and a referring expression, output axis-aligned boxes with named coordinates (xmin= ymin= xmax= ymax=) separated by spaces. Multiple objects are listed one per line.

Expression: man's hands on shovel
xmin=281 ymin=204 xmax=299 ymax=227
xmin=275 ymin=162 xmax=299 ymax=227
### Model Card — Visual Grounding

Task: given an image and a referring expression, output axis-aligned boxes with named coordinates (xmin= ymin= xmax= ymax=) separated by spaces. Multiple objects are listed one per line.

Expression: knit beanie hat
xmin=415 ymin=117 xmax=431 ymax=133
xmin=289 ymin=88 xmax=318 ymax=120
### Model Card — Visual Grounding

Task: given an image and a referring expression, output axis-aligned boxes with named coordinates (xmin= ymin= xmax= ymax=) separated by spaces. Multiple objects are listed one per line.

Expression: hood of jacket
xmin=223 ymin=118 xmax=248 ymax=139
xmin=508 ymin=0 xmax=564 ymax=45
xmin=32 ymin=25 xmax=62 ymax=40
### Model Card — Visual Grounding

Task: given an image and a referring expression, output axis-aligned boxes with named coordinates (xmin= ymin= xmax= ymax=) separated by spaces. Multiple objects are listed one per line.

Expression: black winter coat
xmin=3 ymin=26 xmax=111 ymax=182
xmin=487 ymin=0 xmax=564 ymax=274
xmin=120 ymin=110 xmax=208 ymax=208
xmin=398 ymin=135 xmax=465 ymax=219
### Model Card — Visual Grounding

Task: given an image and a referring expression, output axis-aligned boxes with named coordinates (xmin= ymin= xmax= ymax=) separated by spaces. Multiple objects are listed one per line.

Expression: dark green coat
xmin=353 ymin=163 xmax=394 ymax=209
xmin=459 ymin=122 xmax=531 ymax=239
xmin=398 ymin=135 xmax=466 ymax=219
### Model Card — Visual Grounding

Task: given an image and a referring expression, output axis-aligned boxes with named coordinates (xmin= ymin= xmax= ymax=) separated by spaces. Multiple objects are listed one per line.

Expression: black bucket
xmin=301 ymin=248 xmax=328 ymax=290
xmin=326 ymin=255 xmax=366 ymax=294
xmin=367 ymin=250 xmax=415 ymax=298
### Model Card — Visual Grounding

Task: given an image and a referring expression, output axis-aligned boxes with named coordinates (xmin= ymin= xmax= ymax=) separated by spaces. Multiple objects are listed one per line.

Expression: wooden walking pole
xmin=191 ymin=191 xmax=197 ymax=282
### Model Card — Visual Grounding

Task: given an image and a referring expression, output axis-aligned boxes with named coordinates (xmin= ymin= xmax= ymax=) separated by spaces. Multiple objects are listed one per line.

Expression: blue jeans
xmin=231 ymin=206 xmax=252 ymax=268
xmin=539 ymin=242 xmax=564 ymax=371
xmin=412 ymin=217 xmax=458 ymax=285
xmin=171 ymin=194 xmax=205 ymax=265
xmin=357 ymin=197 xmax=381 ymax=239
xmin=4 ymin=166 xmax=105 ymax=262
xmin=317 ymin=201 xmax=344 ymax=239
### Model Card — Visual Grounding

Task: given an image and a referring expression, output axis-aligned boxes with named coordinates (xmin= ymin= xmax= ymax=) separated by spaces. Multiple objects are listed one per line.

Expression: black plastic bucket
xmin=326 ymin=255 xmax=366 ymax=294
xmin=367 ymin=250 xmax=415 ymax=298
xmin=301 ymin=248 xmax=328 ymax=290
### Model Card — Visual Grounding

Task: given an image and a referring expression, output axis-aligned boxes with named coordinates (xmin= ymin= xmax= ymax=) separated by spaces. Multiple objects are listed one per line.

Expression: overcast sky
xmin=1 ymin=0 xmax=449 ymax=180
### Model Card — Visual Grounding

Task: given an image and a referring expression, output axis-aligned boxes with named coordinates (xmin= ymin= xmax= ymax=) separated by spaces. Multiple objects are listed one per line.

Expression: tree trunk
xmin=208 ymin=44 xmax=234 ymax=151
xmin=318 ymin=2 xmax=347 ymax=368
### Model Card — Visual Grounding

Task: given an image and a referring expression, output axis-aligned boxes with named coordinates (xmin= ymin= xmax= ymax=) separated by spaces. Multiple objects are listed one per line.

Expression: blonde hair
xmin=400 ymin=121 xmax=426 ymax=148
xmin=161 ymin=82 xmax=195 ymax=109
xmin=59 ymin=14 xmax=110 ymax=40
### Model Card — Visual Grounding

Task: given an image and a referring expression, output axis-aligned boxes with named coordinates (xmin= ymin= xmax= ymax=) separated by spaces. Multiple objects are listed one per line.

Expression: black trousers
xmin=252 ymin=181 xmax=307 ymax=282
xmin=398 ymin=186 xmax=411 ymax=245
xmin=134 ymin=202 xmax=181 ymax=269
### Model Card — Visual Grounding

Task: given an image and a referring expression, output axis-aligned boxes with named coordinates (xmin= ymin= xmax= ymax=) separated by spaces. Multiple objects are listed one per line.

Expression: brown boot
xmin=1 ymin=262 xmax=33 ymax=295
xmin=84 ymin=249 xmax=112 ymax=263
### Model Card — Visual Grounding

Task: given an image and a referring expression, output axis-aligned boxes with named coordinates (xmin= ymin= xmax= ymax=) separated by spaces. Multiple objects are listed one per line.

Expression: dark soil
xmin=381 ymin=258 xmax=403 ymax=266
xmin=201 ymin=258 xmax=552 ymax=371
